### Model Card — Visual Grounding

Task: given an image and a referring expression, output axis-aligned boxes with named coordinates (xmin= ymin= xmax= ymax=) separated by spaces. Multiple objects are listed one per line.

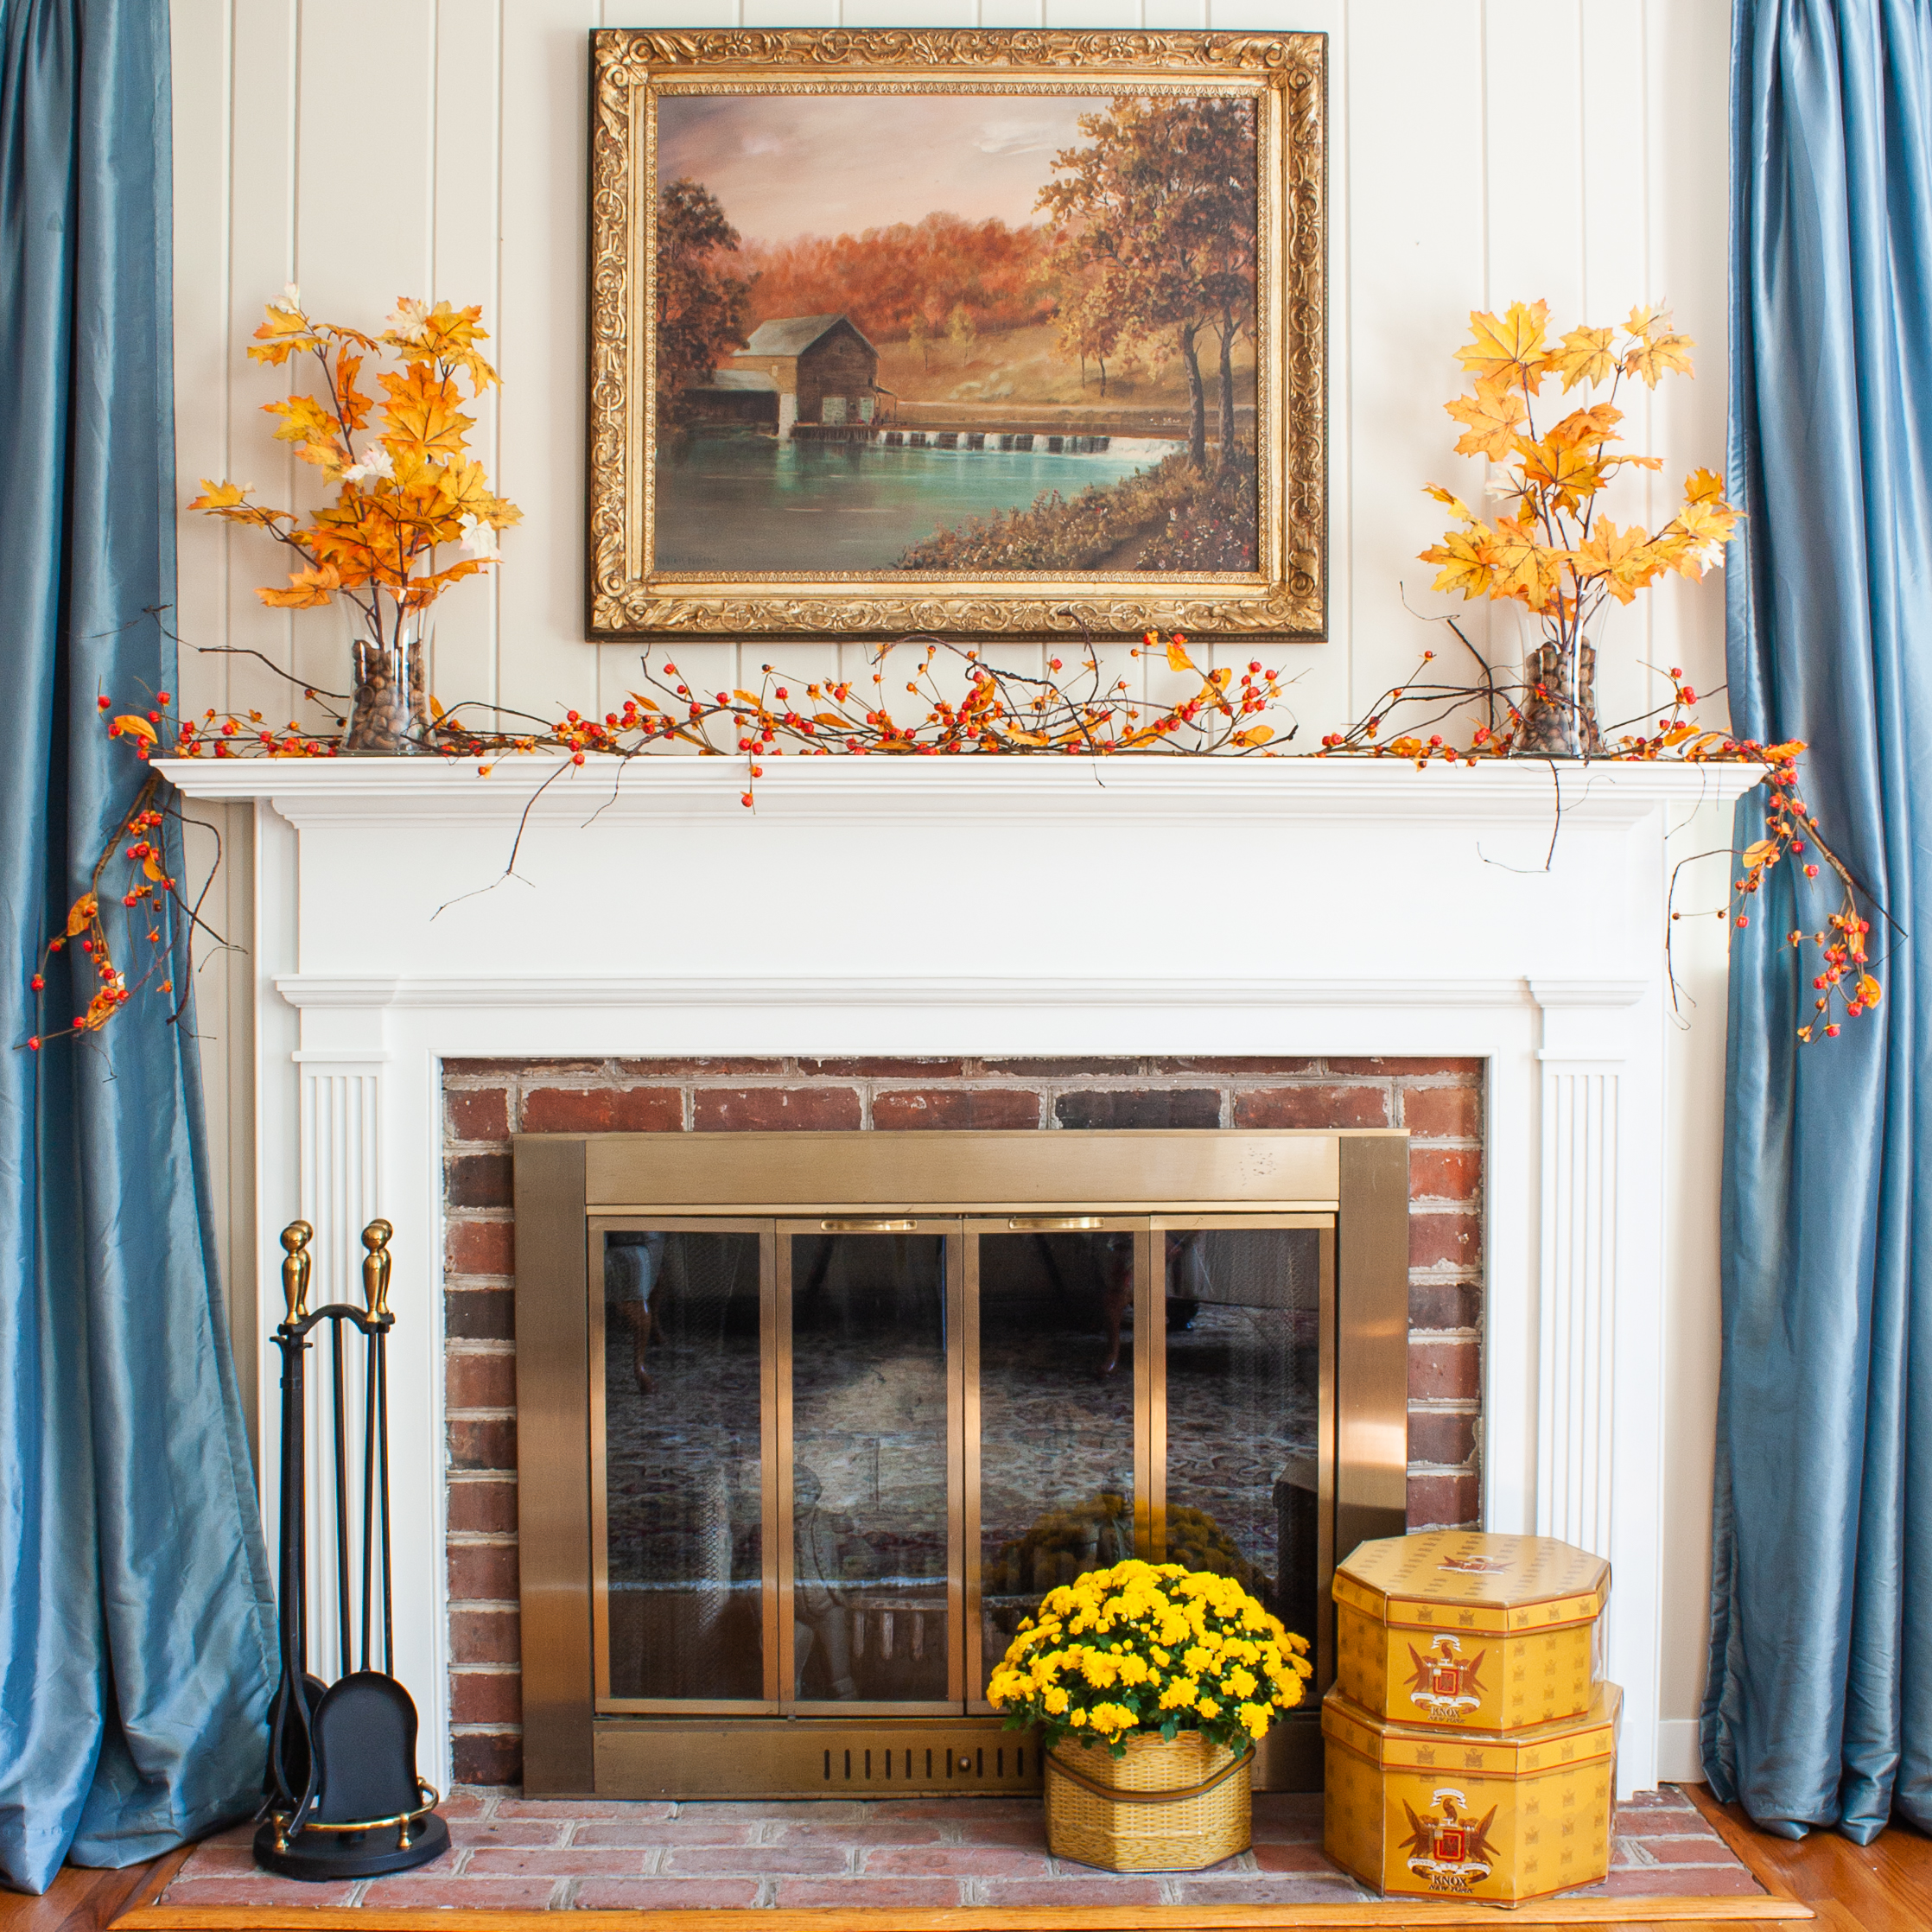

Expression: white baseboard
xmin=1654 ymin=1718 xmax=1706 ymax=1785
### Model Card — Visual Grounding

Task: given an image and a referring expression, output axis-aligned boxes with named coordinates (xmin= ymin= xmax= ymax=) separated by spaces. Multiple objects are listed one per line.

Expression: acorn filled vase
xmin=1516 ymin=637 xmax=1603 ymax=758
xmin=344 ymin=607 xmax=431 ymax=755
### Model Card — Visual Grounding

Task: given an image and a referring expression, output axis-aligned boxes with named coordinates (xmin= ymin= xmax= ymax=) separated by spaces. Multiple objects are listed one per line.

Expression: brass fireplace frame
xmin=512 ymin=1129 xmax=1409 ymax=1799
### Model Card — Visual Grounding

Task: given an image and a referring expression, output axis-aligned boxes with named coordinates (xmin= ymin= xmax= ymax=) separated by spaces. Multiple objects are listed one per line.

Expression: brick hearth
xmin=440 ymin=1055 xmax=1485 ymax=1787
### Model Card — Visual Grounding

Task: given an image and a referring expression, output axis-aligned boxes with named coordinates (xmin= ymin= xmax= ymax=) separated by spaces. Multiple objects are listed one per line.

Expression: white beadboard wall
xmin=168 ymin=0 xmax=1734 ymax=1770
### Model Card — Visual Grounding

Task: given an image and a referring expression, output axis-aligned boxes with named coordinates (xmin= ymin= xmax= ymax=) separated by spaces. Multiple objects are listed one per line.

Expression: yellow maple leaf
xmin=1548 ymin=325 xmax=1617 ymax=391
xmin=1455 ymin=301 xmax=1553 ymax=392
xmin=1571 ymin=518 xmax=1661 ymax=604
xmin=1486 ymin=512 xmax=1563 ymax=610
xmin=257 ymin=562 xmax=344 ymax=609
xmin=247 ymin=301 xmax=323 ymax=366
xmin=188 ymin=479 xmax=250 ymax=511
xmin=1420 ymin=523 xmax=1495 ymax=601
xmin=1445 ymin=384 xmax=1528 ymax=460
xmin=378 ymin=365 xmax=473 ymax=463
xmin=1684 ymin=466 xmax=1728 ymax=505
xmin=435 ymin=458 xmax=496 ymax=518
xmin=1424 ymin=482 xmax=1472 ymax=520
xmin=1623 ymin=305 xmax=1695 ymax=386
xmin=1512 ymin=433 xmax=1605 ymax=512
xmin=1547 ymin=404 xmax=1624 ymax=449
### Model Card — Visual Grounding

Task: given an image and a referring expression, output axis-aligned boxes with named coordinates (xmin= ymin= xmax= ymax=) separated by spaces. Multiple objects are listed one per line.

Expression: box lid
xmin=1321 ymin=1681 xmax=1622 ymax=1776
xmin=1333 ymin=1531 xmax=1610 ymax=1634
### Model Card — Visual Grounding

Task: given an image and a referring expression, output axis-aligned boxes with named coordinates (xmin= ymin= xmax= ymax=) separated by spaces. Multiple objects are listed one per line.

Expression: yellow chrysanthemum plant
xmin=987 ymin=1559 xmax=1312 ymax=1762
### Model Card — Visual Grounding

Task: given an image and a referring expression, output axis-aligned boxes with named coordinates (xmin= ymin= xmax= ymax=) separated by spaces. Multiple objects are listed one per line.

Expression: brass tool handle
xmin=361 ymin=1218 xmax=395 ymax=1318
xmin=279 ymin=1221 xmax=314 ymax=1322
xmin=817 ymin=1217 xmax=918 ymax=1232
xmin=1007 ymin=1215 xmax=1104 ymax=1230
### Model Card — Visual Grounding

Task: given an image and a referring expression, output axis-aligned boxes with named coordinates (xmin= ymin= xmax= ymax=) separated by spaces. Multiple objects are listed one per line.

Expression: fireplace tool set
xmin=255 ymin=1218 xmax=448 ymax=1878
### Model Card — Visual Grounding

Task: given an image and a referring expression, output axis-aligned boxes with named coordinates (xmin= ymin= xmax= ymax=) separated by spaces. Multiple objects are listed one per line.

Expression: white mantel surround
xmin=162 ymin=752 xmax=1759 ymax=1801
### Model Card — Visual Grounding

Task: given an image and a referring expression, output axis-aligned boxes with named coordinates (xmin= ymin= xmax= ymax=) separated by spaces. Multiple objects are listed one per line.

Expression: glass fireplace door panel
xmin=783 ymin=1226 xmax=959 ymax=1711
xmin=597 ymin=1225 xmax=772 ymax=1707
xmin=969 ymin=1227 xmax=1141 ymax=1702
xmin=1160 ymin=1222 xmax=1331 ymax=1651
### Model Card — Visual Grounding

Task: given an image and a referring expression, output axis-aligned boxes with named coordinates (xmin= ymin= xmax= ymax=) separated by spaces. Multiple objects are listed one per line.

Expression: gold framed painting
xmin=587 ymin=29 xmax=1326 ymax=644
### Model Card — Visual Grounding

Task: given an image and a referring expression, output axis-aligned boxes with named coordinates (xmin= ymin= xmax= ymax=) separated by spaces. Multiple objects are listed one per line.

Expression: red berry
xmin=1736 ymin=915 xmax=1750 ymax=928
xmin=28 ymin=1037 xmax=40 ymax=1051
xmin=1827 ymin=1024 xmax=1841 ymax=1037
xmin=30 ymin=975 xmax=42 ymax=991
xmin=97 ymin=696 xmax=111 ymax=710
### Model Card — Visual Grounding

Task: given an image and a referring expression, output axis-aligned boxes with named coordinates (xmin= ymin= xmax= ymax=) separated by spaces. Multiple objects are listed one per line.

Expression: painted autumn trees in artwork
xmin=1038 ymin=98 xmax=1257 ymax=473
xmin=656 ymin=178 xmax=754 ymax=416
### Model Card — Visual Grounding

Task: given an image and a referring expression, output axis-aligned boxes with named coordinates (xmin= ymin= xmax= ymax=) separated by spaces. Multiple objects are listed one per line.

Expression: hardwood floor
xmin=2 ymin=1789 xmax=1924 ymax=1931
xmin=1686 ymin=1785 xmax=1932 ymax=1932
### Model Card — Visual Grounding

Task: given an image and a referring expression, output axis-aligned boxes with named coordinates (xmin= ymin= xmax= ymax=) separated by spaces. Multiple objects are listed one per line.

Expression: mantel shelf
xmin=156 ymin=751 xmax=1765 ymax=828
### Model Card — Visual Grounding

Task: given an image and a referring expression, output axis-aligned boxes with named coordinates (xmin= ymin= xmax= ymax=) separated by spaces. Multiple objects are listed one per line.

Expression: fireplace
xmin=513 ymin=1128 xmax=1410 ymax=1798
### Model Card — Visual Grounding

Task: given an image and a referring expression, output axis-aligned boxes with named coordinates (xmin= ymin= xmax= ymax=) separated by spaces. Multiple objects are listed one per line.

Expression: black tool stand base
xmin=253 ymin=1811 xmax=448 ymax=1880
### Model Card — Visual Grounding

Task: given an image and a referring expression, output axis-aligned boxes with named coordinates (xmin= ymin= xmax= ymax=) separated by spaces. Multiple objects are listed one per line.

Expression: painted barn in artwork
xmin=722 ymin=314 xmax=885 ymax=435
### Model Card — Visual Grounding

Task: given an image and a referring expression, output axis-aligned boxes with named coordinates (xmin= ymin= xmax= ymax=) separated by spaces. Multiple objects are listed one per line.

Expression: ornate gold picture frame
xmin=587 ymin=29 xmax=1325 ymax=644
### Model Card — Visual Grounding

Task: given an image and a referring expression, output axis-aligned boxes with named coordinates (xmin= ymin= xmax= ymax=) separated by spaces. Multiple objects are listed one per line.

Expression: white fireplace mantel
xmin=163 ymin=752 xmax=1761 ymax=1799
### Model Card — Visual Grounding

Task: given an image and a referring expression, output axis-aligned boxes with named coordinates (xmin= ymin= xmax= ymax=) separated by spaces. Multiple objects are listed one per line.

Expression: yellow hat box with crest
xmin=1322 ymin=1682 xmax=1622 ymax=1906
xmin=1333 ymin=1530 xmax=1609 ymax=1733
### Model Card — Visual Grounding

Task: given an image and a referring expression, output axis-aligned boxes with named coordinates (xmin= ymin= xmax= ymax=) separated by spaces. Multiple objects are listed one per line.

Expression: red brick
xmin=447 ymin=1057 xmax=601 ymax=1077
xmin=772 ymin=1820 xmax=947 ymax=1845
xmin=1411 ymin=1337 xmax=1481 ymax=1400
xmin=463 ymin=1846 xmax=646 ymax=1875
xmin=575 ymin=1879 xmax=763 ymax=1908
xmin=777 ymin=1879 xmax=963 ymax=1907
xmin=493 ymin=1797 xmax=672 ymax=1819
xmin=446 ymin=1152 xmax=512 ymax=1207
xmin=448 ymin=1218 xmax=513 ymax=1277
xmin=871 ymin=1087 xmax=1043 ymax=1129
xmin=1410 ymin=1210 xmax=1481 ymax=1269
xmin=574 ymin=1816 xmax=760 ymax=1846
xmin=1630 ymin=1835 xmax=1746 ymax=1864
xmin=1053 ymin=1089 xmax=1220 ymax=1130
xmin=1250 ymin=1844 xmax=1339 ymax=1873
xmin=799 ymin=1057 xmax=968 ymax=1077
xmin=448 ymin=1415 xmax=517 ymax=1471
xmin=170 ymin=1843 xmax=260 ymax=1873
xmin=1410 ymin=1279 xmax=1481 ymax=1330
xmin=1412 ymin=1146 xmax=1483 ymax=1200
xmin=1619 ymin=1789 xmax=1700 ymax=1814
xmin=1173 ymin=1875 xmax=1369 ymax=1904
xmin=695 ymin=1086 xmax=862 ymax=1130
xmin=1232 ymin=1084 xmax=1389 ymax=1129
xmin=453 ymin=1729 xmax=524 ymax=1785
xmin=1599 ymin=1866 xmax=1763 ymax=1897
xmin=162 ymin=1878 xmax=360 ymax=1907
xmin=1408 ymin=1408 xmax=1478 ymax=1467
xmin=447 ymin=1350 xmax=515 ymax=1411
xmin=439 ymin=1788 xmax=494 ymax=1817
xmin=448 ymin=1286 xmax=515 ymax=1340
xmin=448 ymin=1477 xmax=518 ymax=1535
xmin=613 ymin=1057 xmax=785 ymax=1077
xmin=979 ymin=1879 xmax=1167 ymax=1905
xmin=863 ymin=1846 xmax=1053 ymax=1876
xmin=446 ymin=1813 xmax=562 ymax=1849
xmin=1408 ymin=1471 xmax=1481 ymax=1529
xmin=1365 ymin=1058 xmax=1484 ymax=1077
xmin=448 ymin=1541 xmax=519 ymax=1602
xmin=662 ymin=1846 xmax=853 ymax=1875
xmin=982 ymin=1057 xmax=1141 ymax=1077
xmin=1404 ymin=1084 xmax=1483 ymax=1139
xmin=446 ymin=1088 xmax=510 ymax=1141
xmin=1152 ymin=1057 xmax=1325 ymax=1074
xmin=521 ymin=1085 xmax=683 ymax=1134
xmin=864 ymin=1797 xmax=1039 ymax=1821
xmin=361 ymin=1876 xmax=559 ymax=1908
xmin=450 ymin=1607 xmax=519 ymax=1664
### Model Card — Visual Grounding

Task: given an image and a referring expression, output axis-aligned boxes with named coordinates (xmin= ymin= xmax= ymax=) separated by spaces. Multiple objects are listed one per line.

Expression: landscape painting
xmin=653 ymin=91 xmax=1257 ymax=575
xmin=586 ymin=31 xmax=1325 ymax=643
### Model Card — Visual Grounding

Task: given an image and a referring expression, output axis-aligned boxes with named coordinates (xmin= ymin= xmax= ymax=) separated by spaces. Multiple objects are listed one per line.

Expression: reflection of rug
xmin=149 ymin=1783 xmax=1791 ymax=1917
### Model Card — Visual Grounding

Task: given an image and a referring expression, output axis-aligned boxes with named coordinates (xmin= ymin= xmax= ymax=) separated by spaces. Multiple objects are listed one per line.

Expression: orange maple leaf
xmin=1623 ymin=305 xmax=1695 ymax=386
xmin=258 ymin=562 xmax=344 ymax=609
xmin=1455 ymin=302 xmax=1553 ymax=393
xmin=1548 ymin=325 xmax=1618 ymax=391
xmin=1571 ymin=519 xmax=1661 ymax=604
xmin=1420 ymin=524 xmax=1496 ymax=601
xmin=378 ymin=365 xmax=473 ymax=462
xmin=1445 ymin=384 xmax=1528 ymax=460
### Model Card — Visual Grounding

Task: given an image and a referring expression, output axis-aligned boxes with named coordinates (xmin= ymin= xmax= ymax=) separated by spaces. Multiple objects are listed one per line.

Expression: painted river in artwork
xmin=653 ymin=433 xmax=1185 ymax=574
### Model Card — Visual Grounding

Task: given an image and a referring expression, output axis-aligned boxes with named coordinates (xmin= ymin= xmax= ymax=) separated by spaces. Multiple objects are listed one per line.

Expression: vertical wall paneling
xmin=175 ymin=0 xmax=1736 ymax=1763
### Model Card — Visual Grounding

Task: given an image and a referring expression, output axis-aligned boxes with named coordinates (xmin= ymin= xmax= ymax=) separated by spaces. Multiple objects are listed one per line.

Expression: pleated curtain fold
xmin=0 ymin=0 xmax=276 ymax=1894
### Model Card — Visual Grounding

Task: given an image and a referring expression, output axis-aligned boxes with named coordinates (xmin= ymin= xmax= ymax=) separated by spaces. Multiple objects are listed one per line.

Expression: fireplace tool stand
xmin=255 ymin=1218 xmax=448 ymax=1878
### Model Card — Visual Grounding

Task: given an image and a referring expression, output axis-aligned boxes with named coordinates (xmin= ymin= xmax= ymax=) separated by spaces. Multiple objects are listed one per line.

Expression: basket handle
xmin=1045 ymin=1744 xmax=1253 ymax=1807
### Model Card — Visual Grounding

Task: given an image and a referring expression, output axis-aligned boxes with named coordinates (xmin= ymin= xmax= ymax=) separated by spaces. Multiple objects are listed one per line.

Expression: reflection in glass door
xmin=780 ymin=1226 xmax=962 ymax=1711
xmin=597 ymin=1225 xmax=772 ymax=1706
xmin=968 ymin=1225 xmax=1140 ymax=1702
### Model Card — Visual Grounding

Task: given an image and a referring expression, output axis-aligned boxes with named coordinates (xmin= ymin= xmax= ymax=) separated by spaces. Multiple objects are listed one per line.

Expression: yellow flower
xmin=1159 ymin=1679 xmax=1198 ymax=1710
xmin=1044 ymin=1686 xmax=1069 ymax=1715
xmin=1239 ymin=1702 xmax=1271 ymax=1739
xmin=1183 ymin=1645 xmax=1213 ymax=1675
xmin=1226 ymin=1666 xmax=1258 ymax=1700
xmin=1198 ymin=1696 xmax=1221 ymax=1720
xmin=1118 ymin=1655 xmax=1153 ymax=1687
xmin=1069 ymin=1707 xmax=1089 ymax=1727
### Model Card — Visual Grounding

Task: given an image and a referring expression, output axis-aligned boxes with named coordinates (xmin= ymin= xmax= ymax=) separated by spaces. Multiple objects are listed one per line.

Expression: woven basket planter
xmin=1043 ymin=1731 xmax=1252 ymax=1872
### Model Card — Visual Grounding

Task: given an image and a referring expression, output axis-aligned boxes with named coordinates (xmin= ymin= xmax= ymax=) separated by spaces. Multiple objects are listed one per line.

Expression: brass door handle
xmin=1007 ymin=1215 xmax=1105 ymax=1230
xmin=817 ymin=1217 xmax=918 ymax=1232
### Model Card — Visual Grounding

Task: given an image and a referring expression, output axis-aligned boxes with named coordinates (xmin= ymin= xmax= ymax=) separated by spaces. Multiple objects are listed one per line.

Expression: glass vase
xmin=1516 ymin=638 xmax=1603 ymax=758
xmin=342 ymin=608 xmax=431 ymax=755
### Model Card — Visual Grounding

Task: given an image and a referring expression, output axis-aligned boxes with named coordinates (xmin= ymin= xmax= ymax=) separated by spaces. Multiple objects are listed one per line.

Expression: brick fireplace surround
xmin=440 ymin=1053 xmax=1484 ymax=1787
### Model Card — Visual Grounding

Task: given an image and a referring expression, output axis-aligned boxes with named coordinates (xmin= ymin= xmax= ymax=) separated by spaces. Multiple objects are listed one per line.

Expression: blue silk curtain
xmin=1706 ymin=0 xmax=1932 ymax=1842
xmin=0 ymin=0 xmax=276 ymax=1894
